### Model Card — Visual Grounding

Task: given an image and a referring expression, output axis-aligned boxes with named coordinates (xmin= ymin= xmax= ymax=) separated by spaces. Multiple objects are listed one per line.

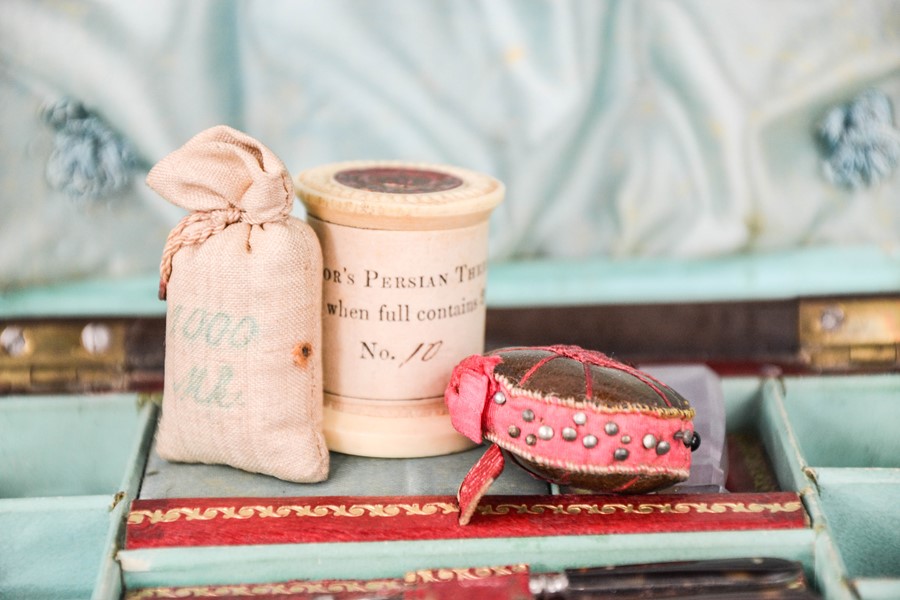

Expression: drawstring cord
xmin=157 ymin=207 xmax=242 ymax=300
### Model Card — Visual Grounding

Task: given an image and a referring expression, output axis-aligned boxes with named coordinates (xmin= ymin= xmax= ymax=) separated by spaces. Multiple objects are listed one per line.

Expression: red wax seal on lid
xmin=445 ymin=345 xmax=699 ymax=525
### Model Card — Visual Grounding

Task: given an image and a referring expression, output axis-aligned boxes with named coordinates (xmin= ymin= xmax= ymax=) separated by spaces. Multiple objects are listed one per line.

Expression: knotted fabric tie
xmin=148 ymin=125 xmax=297 ymax=300
xmin=158 ymin=207 xmax=244 ymax=300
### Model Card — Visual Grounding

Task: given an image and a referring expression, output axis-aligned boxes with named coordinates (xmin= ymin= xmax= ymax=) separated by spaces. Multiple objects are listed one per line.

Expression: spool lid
xmin=294 ymin=161 xmax=504 ymax=230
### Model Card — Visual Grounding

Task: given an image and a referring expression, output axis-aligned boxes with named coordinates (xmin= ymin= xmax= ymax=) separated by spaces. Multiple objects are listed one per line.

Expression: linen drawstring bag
xmin=148 ymin=125 xmax=328 ymax=482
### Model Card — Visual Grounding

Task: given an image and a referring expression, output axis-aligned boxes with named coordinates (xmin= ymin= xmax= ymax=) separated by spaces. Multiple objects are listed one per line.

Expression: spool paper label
xmin=310 ymin=216 xmax=489 ymax=403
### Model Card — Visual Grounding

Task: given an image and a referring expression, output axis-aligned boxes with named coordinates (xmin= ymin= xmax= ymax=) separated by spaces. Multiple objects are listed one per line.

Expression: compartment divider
xmin=758 ymin=378 xmax=813 ymax=495
xmin=119 ymin=529 xmax=817 ymax=590
xmin=93 ymin=397 xmax=159 ymax=600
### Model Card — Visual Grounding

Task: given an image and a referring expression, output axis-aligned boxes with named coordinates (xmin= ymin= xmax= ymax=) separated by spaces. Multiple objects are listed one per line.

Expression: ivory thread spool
xmin=295 ymin=161 xmax=504 ymax=457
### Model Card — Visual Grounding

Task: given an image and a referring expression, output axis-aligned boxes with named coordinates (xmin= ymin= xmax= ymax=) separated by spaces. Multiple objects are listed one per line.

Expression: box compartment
xmin=755 ymin=375 xmax=900 ymax=600
xmin=779 ymin=376 xmax=900 ymax=469
xmin=816 ymin=470 xmax=900 ymax=596
xmin=0 ymin=496 xmax=111 ymax=600
xmin=0 ymin=393 xmax=156 ymax=600
xmin=1 ymin=395 xmax=150 ymax=498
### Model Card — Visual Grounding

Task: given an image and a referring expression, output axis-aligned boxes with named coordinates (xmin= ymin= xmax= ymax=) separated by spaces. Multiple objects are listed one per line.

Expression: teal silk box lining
xmin=1 ymin=244 xmax=899 ymax=599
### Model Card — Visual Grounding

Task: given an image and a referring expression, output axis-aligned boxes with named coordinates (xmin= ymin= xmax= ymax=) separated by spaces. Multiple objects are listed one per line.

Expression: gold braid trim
xmin=494 ymin=373 xmax=696 ymax=419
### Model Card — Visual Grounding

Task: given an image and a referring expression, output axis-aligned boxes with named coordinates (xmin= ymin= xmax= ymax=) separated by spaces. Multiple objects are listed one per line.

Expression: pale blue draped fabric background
xmin=1 ymin=0 xmax=898 ymax=290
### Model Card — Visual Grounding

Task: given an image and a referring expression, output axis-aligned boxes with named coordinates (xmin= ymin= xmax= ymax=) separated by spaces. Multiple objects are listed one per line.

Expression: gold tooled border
xmin=125 ymin=565 xmax=529 ymax=598
xmin=125 ymin=578 xmax=405 ymax=599
xmin=128 ymin=500 xmax=802 ymax=526
xmin=406 ymin=564 xmax=528 ymax=584
xmin=476 ymin=500 xmax=804 ymax=517
xmin=128 ymin=501 xmax=459 ymax=525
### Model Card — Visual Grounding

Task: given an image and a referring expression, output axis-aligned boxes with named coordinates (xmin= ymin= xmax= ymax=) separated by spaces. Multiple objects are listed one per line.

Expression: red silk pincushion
xmin=444 ymin=345 xmax=699 ymax=525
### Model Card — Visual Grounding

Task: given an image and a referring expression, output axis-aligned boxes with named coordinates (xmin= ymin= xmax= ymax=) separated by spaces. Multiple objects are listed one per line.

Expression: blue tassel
xmin=41 ymin=97 xmax=137 ymax=201
xmin=817 ymin=89 xmax=900 ymax=189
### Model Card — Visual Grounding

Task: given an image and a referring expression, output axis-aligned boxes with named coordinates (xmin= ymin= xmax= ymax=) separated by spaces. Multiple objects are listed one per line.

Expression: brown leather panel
xmin=491 ymin=348 xmax=691 ymax=411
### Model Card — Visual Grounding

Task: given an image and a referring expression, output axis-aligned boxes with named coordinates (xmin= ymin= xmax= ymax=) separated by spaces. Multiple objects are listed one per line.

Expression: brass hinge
xmin=0 ymin=320 xmax=129 ymax=393
xmin=799 ymin=297 xmax=900 ymax=370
